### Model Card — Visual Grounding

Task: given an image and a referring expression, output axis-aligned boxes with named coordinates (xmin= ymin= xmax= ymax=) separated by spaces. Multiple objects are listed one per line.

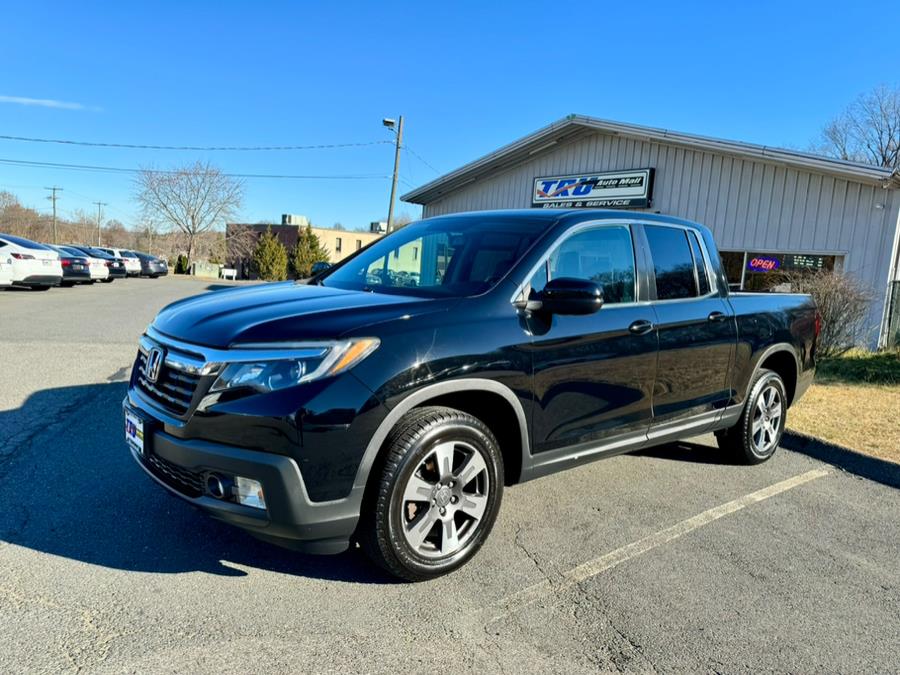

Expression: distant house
xmin=226 ymin=214 xmax=383 ymax=279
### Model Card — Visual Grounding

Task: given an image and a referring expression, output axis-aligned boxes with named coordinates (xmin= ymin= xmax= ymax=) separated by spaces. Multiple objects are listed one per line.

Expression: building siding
xmin=419 ymin=131 xmax=900 ymax=344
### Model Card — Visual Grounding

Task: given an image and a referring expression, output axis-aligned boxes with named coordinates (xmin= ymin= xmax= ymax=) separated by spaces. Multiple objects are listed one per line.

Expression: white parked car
xmin=0 ymin=233 xmax=63 ymax=290
xmin=56 ymin=245 xmax=110 ymax=282
xmin=98 ymin=247 xmax=142 ymax=276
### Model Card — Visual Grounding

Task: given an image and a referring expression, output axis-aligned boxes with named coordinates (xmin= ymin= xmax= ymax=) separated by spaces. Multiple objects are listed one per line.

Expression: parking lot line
xmin=484 ymin=467 xmax=831 ymax=622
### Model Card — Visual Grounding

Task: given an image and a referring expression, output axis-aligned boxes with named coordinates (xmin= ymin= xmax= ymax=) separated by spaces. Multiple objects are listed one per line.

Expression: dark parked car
xmin=124 ymin=210 xmax=818 ymax=580
xmin=134 ymin=251 xmax=169 ymax=278
xmin=46 ymin=245 xmax=92 ymax=286
xmin=67 ymin=245 xmax=127 ymax=281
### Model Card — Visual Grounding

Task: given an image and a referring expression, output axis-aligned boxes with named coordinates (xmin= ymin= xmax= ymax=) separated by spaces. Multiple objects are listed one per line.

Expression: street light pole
xmin=384 ymin=115 xmax=404 ymax=233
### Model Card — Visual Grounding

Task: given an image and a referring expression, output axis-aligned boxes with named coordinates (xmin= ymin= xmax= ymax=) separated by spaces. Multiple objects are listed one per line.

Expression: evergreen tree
xmin=290 ymin=224 xmax=330 ymax=278
xmin=251 ymin=227 xmax=288 ymax=281
xmin=174 ymin=254 xmax=189 ymax=274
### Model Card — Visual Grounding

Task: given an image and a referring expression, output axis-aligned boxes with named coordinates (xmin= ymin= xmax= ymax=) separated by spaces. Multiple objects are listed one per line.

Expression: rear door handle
xmin=708 ymin=311 xmax=728 ymax=322
xmin=628 ymin=319 xmax=654 ymax=335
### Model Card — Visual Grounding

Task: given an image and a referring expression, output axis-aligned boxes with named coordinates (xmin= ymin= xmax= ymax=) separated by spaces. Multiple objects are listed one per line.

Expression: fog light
xmin=234 ymin=476 xmax=266 ymax=510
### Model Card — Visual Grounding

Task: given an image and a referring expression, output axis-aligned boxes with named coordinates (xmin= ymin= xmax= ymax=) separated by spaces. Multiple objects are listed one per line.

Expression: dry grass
xmin=788 ymin=382 xmax=900 ymax=464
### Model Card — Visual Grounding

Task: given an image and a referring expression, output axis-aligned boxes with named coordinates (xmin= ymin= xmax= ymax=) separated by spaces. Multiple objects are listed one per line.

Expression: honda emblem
xmin=145 ymin=346 xmax=165 ymax=383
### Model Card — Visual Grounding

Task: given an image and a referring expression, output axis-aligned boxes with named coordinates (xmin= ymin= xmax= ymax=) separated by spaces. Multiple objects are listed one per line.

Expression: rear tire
xmin=360 ymin=406 xmax=504 ymax=581
xmin=102 ymin=278 xmax=114 ymax=284
xmin=716 ymin=369 xmax=786 ymax=464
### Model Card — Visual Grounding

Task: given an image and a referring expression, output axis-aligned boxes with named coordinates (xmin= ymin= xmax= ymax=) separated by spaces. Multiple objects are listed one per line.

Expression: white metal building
xmin=402 ymin=115 xmax=900 ymax=347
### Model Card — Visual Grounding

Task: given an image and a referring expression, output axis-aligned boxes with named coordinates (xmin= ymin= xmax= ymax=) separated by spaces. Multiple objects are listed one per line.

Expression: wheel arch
xmin=753 ymin=344 xmax=800 ymax=407
xmin=352 ymin=379 xmax=531 ymax=492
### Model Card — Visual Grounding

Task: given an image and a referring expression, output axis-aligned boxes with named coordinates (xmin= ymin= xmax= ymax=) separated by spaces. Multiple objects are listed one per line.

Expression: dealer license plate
xmin=124 ymin=409 xmax=145 ymax=455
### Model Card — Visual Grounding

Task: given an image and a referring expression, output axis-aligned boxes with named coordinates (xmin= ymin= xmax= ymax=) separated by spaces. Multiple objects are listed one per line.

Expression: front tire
xmin=716 ymin=369 xmax=787 ymax=464
xmin=360 ymin=406 xmax=504 ymax=581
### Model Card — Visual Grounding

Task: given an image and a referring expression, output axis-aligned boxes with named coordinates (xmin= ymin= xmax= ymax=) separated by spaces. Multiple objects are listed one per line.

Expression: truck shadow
xmin=0 ymin=382 xmax=396 ymax=584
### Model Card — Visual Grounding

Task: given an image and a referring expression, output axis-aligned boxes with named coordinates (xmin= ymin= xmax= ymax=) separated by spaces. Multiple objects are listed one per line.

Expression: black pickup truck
xmin=124 ymin=210 xmax=818 ymax=580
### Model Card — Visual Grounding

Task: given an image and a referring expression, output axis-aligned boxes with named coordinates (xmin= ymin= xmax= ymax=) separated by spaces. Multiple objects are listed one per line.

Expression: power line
xmin=403 ymin=144 xmax=441 ymax=174
xmin=0 ymin=157 xmax=391 ymax=180
xmin=0 ymin=134 xmax=393 ymax=152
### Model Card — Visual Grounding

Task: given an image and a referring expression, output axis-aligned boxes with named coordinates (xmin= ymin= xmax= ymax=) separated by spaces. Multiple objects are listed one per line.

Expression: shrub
xmin=251 ymin=227 xmax=288 ymax=281
xmin=779 ymin=270 xmax=874 ymax=358
xmin=174 ymin=254 xmax=189 ymax=274
xmin=289 ymin=224 xmax=330 ymax=278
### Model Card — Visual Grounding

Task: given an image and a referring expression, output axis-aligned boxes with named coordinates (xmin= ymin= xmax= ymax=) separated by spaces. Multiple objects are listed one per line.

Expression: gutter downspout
xmin=878 ymin=183 xmax=900 ymax=349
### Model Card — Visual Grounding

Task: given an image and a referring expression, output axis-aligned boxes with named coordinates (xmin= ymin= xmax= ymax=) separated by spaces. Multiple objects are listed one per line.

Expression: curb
xmin=781 ymin=431 xmax=900 ymax=489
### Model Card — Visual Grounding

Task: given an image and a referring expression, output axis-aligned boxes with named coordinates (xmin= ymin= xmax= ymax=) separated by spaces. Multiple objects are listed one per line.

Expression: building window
xmin=356 ymin=239 xmax=362 ymax=250
xmin=719 ymin=250 xmax=840 ymax=291
xmin=335 ymin=237 xmax=342 ymax=253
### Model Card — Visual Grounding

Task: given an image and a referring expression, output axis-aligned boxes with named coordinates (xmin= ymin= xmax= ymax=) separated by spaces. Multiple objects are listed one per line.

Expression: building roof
xmin=401 ymin=114 xmax=900 ymax=205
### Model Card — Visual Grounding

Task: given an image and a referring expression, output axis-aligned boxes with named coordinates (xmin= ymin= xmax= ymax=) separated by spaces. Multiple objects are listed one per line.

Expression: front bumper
xmin=124 ymin=396 xmax=364 ymax=554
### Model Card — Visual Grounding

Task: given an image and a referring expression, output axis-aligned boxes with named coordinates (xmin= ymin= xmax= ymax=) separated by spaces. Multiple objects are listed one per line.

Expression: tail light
xmin=814 ymin=311 xmax=822 ymax=338
xmin=61 ymin=259 xmax=71 ymax=267
xmin=11 ymin=252 xmax=34 ymax=260
xmin=105 ymin=261 xmax=112 ymax=267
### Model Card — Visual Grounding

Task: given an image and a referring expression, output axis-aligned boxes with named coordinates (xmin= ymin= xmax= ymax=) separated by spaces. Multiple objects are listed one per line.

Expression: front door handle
xmin=708 ymin=311 xmax=728 ymax=322
xmin=628 ymin=319 xmax=654 ymax=335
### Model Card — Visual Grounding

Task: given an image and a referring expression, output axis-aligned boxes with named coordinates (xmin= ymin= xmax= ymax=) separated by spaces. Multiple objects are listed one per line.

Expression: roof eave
xmin=402 ymin=115 xmax=898 ymax=205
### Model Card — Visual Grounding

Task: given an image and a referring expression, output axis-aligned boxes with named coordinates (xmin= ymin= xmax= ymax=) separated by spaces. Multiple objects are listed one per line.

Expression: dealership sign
xmin=532 ymin=168 xmax=654 ymax=209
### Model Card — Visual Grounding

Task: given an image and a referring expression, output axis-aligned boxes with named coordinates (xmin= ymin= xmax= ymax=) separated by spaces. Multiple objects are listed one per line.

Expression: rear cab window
xmin=644 ymin=225 xmax=713 ymax=300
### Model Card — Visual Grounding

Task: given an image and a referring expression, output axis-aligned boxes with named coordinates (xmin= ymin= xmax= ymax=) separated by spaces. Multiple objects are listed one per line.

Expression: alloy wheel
xmin=751 ymin=384 xmax=783 ymax=455
xmin=399 ymin=440 xmax=490 ymax=559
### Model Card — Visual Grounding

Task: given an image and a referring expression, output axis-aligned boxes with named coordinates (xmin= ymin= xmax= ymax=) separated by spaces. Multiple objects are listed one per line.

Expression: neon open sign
xmin=747 ymin=256 xmax=781 ymax=272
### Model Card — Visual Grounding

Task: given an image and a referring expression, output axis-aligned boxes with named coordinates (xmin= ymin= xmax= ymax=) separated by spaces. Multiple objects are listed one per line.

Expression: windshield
xmin=320 ymin=214 xmax=549 ymax=297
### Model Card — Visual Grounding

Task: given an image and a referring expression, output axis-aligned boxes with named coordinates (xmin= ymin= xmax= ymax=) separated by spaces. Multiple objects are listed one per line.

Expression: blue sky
xmin=1 ymin=1 xmax=898 ymax=231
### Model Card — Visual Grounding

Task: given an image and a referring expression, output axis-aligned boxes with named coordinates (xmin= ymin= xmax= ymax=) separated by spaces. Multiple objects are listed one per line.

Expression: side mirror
xmin=311 ymin=261 xmax=332 ymax=275
xmin=536 ymin=277 xmax=603 ymax=315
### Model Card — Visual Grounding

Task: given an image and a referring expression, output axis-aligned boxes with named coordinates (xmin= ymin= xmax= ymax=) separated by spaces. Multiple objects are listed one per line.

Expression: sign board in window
xmin=747 ymin=255 xmax=781 ymax=272
xmin=746 ymin=253 xmax=834 ymax=274
xmin=532 ymin=169 xmax=654 ymax=209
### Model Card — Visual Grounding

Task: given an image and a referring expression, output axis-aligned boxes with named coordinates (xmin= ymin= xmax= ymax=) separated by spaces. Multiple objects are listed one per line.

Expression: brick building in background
xmin=226 ymin=214 xmax=383 ymax=279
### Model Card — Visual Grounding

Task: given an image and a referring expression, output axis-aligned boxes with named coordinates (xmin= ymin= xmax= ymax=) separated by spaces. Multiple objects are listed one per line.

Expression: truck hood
xmin=151 ymin=281 xmax=441 ymax=348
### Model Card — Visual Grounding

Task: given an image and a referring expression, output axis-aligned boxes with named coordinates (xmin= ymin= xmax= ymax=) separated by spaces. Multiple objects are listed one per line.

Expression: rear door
xmin=638 ymin=224 xmax=736 ymax=431
xmin=528 ymin=223 xmax=658 ymax=454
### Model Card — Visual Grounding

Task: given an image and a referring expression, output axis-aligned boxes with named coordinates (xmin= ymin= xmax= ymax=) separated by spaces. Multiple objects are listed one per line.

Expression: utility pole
xmin=93 ymin=201 xmax=107 ymax=246
xmin=384 ymin=115 xmax=404 ymax=233
xmin=45 ymin=186 xmax=62 ymax=244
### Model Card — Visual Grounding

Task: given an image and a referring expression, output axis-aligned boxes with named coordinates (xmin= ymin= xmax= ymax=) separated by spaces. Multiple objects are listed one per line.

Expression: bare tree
xmin=817 ymin=85 xmax=900 ymax=168
xmin=134 ymin=161 xmax=243 ymax=263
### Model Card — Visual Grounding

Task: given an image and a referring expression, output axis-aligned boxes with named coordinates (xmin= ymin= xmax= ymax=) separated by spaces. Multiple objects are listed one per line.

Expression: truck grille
xmin=136 ymin=350 xmax=202 ymax=415
xmin=145 ymin=452 xmax=204 ymax=497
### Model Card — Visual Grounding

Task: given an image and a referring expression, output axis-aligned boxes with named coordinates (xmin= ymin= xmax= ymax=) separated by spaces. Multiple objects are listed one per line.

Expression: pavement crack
xmin=514 ymin=524 xmax=556 ymax=586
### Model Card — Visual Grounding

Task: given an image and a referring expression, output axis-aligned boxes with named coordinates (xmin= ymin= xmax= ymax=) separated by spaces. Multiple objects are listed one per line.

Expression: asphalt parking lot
xmin=1 ymin=278 xmax=898 ymax=673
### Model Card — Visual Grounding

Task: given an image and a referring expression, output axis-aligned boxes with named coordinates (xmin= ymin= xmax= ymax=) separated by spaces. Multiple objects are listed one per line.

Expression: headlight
xmin=209 ymin=337 xmax=379 ymax=394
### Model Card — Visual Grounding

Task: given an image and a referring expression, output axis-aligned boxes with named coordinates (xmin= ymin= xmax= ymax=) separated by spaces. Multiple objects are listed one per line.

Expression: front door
xmin=527 ymin=224 xmax=658 ymax=454
xmin=639 ymin=224 xmax=736 ymax=428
